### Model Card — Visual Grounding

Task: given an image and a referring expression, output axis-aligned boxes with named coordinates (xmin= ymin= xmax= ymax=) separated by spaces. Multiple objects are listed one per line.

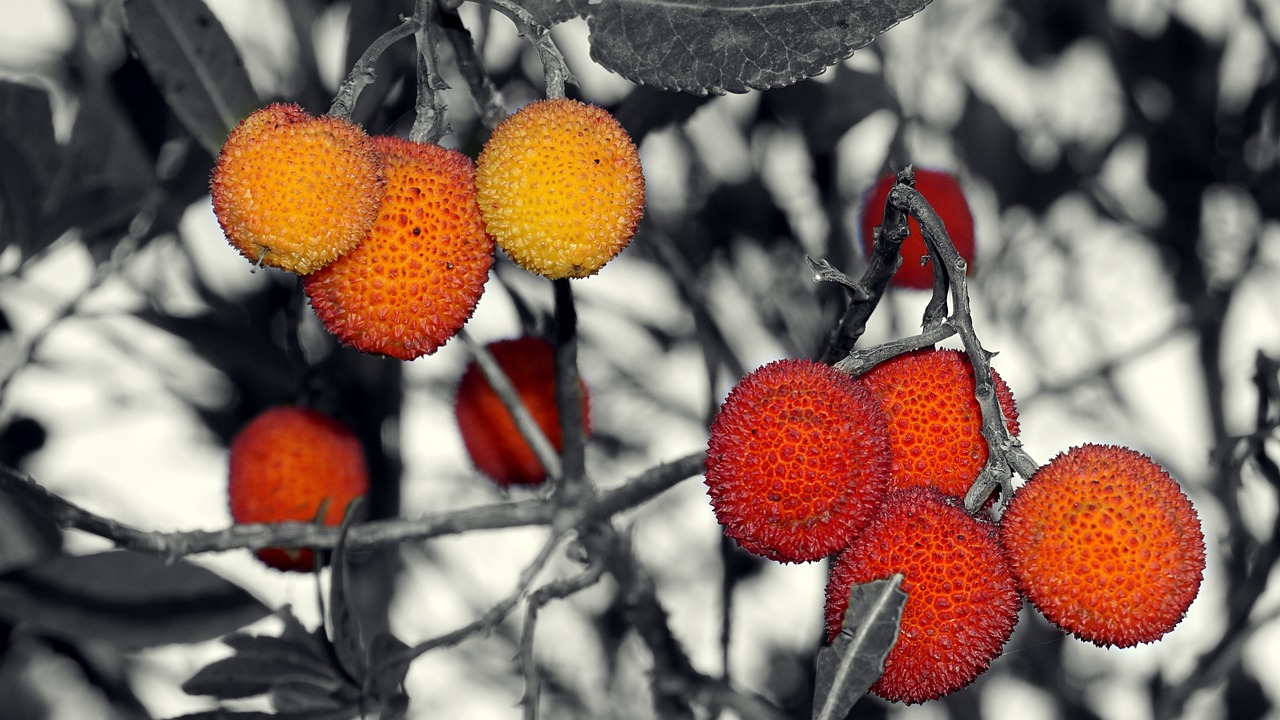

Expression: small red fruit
xmin=228 ymin=407 xmax=369 ymax=572
xmin=305 ymin=136 xmax=494 ymax=360
xmin=705 ymin=359 xmax=890 ymax=563
xmin=825 ymin=487 xmax=1021 ymax=704
xmin=999 ymin=444 xmax=1205 ymax=647
xmin=859 ymin=168 xmax=975 ymax=289
xmin=857 ymin=348 xmax=1019 ymax=501
xmin=454 ymin=337 xmax=590 ymax=486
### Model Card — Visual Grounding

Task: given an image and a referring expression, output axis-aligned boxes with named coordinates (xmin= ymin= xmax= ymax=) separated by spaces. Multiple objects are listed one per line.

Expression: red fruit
xmin=857 ymin=348 xmax=1019 ymax=501
xmin=859 ymin=168 xmax=975 ymax=289
xmin=305 ymin=136 xmax=494 ymax=360
xmin=228 ymin=407 xmax=369 ymax=572
xmin=825 ymin=488 xmax=1021 ymax=704
xmin=454 ymin=337 xmax=590 ymax=486
xmin=999 ymin=444 xmax=1205 ymax=647
xmin=705 ymin=359 xmax=890 ymax=563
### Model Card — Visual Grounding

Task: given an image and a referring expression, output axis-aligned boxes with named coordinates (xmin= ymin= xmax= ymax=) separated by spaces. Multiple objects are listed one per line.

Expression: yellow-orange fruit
xmin=999 ymin=444 xmax=1205 ymax=647
xmin=857 ymin=348 xmax=1019 ymax=500
xmin=454 ymin=336 xmax=590 ymax=486
xmin=475 ymin=98 xmax=644 ymax=279
xmin=304 ymin=136 xmax=494 ymax=360
xmin=228 ymin=406 xmax=369 ymax=572
xmin=825 ymin=487 xmax=1021 ymax=704
xmin=210 ymin=103 xmax=383 ymax=275
xmin=705 ymin=359 xmax=891 ymax=563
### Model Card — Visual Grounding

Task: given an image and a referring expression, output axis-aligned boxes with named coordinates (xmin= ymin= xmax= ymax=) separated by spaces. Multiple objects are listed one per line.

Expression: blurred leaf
xmin=122 ymin=0 xmax=260 ymax=155
xmin=168 ymin=710 xmax=357 ymax=720
xmin=0 ymin=550 xmax=270 ymax=649
xmin=582 ymin=0 xmax=933 ymax=94
xmin=367 ymin=631 xmax=412 ymax=702
xmin=0 ymin=81 xmax=58 ymax=254
xmin=519 ymin=0 xmax=594 ymax=27
xmin=271 ymin=674 xmax=352 ymax=713
xmin=812 ymin=574 xmax=906 ymax=720
xmin=380 ymin=693 xmax=410 ymax=720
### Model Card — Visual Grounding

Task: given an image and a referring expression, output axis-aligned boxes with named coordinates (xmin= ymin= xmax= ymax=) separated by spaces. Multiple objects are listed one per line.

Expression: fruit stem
xmin=552 ymin=279 xmax=588 ymax=490
xmin=410 ymin=0 xmax=452 ymax=144
xmin=887 ymin=178 xmax=1040 ymax=513
xmin=485 ymin=0 xmax=577 ymax=98
xmin=329 ymin=15 xmax=423 ymax=120
xmin=459 ymin=329 xmax=564 ymax=482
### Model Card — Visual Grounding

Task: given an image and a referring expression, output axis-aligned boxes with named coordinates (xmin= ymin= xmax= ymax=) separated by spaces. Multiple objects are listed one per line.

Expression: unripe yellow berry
xmin=476 ymin=99 xmax=645 ymax=279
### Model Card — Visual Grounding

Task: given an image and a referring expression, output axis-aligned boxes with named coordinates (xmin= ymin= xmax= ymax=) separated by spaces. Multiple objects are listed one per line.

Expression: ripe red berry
xmin=825 ymin=487 xmax=1021 ymax=704
xmin=859 ymin=168 xmax=975 ymax=289
xmin=999 ymin=444 xmax=1205 ymax=647
xmin=305 ymin=136 xmax=494 ymax=360
xmin=454 ymin=337 xmax=590 ymax=487
xmin=705 ymin=359 xmax=890 ymax=563
xmin=857 ymin=348 xmax=1019 ymax=501
xmin=228 ymin=407 xmax=369 ymax=572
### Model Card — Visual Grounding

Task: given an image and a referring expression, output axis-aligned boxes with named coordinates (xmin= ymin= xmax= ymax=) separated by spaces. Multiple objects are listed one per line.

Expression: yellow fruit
xmin=210 ymin=103 xmax=384 ymax=275
xmin=475 ymin=98 xmax=645 ymax=279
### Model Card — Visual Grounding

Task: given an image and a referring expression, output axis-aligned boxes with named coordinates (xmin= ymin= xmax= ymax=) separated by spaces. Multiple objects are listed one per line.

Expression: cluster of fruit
xmin=226 ymin=335 xmax=583 ymax=571
xmin=209 ymin=98 xmax=644 ymax=360
xmin=704 ymin=348 xmax=1205 ymax=704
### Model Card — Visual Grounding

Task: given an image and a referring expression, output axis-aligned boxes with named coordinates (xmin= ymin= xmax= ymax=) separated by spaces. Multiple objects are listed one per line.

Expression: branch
xmin=552 ymin=279 xmax=588 ymax=493
xmin=885 ymin=179 xmax=1039 ymax=512
xmin=483 ymin=0 xmax=576 ymax=98
xmin=409 ymin=0 xmax=452 ymax=144
xmin=519 ymin=562 xmax=607 ymax=720
xmin=329 ymin=15 xmax=422 ymax=119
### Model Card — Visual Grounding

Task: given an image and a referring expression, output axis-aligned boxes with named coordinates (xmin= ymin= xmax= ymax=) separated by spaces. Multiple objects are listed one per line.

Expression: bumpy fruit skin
xmin=228 ymin=407 xmax=369 ymax=572
xmin=304 ymin=136 xmax=494 ymax=360
xmin=857 ymin=348 xmax=1019 ymax=500
xmin=210 ymin=103 xmax=384 ymax=275
xmin=475 ymin=98 xmax=645 ymax=279
xmin=705 ymin=359 xmax=891 ymax=563
xmin=999 ymin=444 xmax=1205 ymax=648
xmin=825 ymin=487 xmax=1021 ymax=704
xmin=859 ymin=168 xmax=975 ymax=289
xmin=454 ymin=337 xmax=590 ymax=486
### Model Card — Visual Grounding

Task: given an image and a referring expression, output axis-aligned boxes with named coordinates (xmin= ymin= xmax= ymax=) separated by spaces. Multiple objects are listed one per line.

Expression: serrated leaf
xmin=812 ymin=574 xmax=906 ymax=720
xmin=0 ymin=550 xmax=271 ymax=650
xmin=583 ymin=0 xmax=934 ymax=94
xmin=122 ymin=0 xmax=260 ymax=154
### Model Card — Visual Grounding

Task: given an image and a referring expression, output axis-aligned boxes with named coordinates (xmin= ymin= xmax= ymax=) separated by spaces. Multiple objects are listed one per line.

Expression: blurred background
xmin=0 ymin=0 xmax=1277 ymax=718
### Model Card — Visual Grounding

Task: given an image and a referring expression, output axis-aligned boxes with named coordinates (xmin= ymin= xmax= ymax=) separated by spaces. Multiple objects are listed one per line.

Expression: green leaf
xmin=122 ymin=0 xmax=260 ymax=155
xmin=581 ymin=0 xmax=934 ymax=94
xmin=0 ymin=550 xmax=271 ymax=650
xmin=812 ymin=574 xmax=906 ymax=720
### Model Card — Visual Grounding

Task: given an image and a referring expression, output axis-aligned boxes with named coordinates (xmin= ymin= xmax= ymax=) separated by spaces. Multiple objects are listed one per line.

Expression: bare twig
xmin=329 ymin=15 xmax=422 ymax=119
xmin=483 ymin=0 xmax=576 ymax=98
xmin=409 ymin=0 xmax=452 ymax=144
xmin=884 ymin=178 xmax=1040 ymax=511
xmin=519 ymin=562 xmax=606 ymax=720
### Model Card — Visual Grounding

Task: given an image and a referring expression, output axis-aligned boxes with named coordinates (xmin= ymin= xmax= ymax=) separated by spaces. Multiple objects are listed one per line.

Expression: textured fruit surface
xmin=211 ymin=103 xmax=383 ymax=275
xmin=228 ymin=406 xmax=369 ymax=572
xmin=857 ymin=348 xmax=1019 ymax=500
xmin=475 ymin=98 xmax=644 ymax=279
xmin=999 ymin=444 xmax=1205 ymax=647
xmin=825 ymin=487 xmax=1021 ymax=704
xmin=705 ymin=358 xmax=891 ymax=563
xmin=305 ymin=136 xmax=493 ymax=360
xmin=455 ymin=337 xmax=590 ymax=486
xmin=859 ymin=168 xmax=975 ymax=289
